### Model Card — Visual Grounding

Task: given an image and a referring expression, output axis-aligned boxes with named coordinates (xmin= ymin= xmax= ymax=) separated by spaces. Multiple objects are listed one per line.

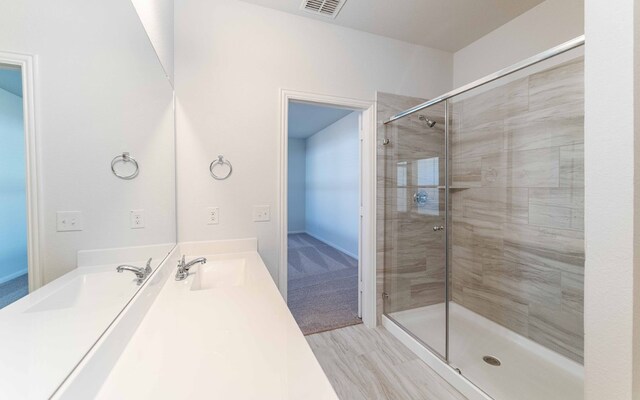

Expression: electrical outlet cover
xmin=207 ymin=207 xmax=219 ymax=225
xmin=56 ymin=211 xmax=84 ymax=232
xmin=130 ymin=209 xmax=145 ymax=229
xmin=252 ymin=205 xmax=270 ymax=222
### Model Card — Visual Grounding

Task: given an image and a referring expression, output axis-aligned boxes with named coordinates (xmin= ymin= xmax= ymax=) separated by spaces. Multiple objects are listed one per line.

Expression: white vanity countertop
xmin=0 ymin=257 xmax=167 ymax=400
xmin=96 ymin=248 xmax=338 ymax=399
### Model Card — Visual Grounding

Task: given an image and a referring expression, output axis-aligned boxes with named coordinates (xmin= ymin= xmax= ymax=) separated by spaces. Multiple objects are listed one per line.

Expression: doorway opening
xmin=0 ymin=64 xmax=28 ymax=308
xmin=286 ymin=100 xmax=362 ymax=335
xmin=279 ymin=90 xmax=376 ymax=333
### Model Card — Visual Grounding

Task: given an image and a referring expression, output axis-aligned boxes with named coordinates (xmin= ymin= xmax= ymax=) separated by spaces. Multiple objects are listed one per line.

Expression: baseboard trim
xmin=0 ymin=269 xmax=28 ymax=285
xmin=302 ymin=231 xmax=358 ymax=259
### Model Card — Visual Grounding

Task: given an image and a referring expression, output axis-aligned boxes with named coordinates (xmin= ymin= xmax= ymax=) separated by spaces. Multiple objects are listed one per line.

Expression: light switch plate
xmin=252 ymin=205 xmax=270 ymax=222
xmin=206 ymin=207 xmax=219 ymax=225
xmin=56 ymin=211 xmax=84 ymax=232
xmin=130 ymin=209 xmax=145 ymax=229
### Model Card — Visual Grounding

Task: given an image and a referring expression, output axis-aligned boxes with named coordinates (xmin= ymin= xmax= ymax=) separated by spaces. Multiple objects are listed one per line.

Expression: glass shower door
xmin=382 ymin=101 xmax=448 ymax=358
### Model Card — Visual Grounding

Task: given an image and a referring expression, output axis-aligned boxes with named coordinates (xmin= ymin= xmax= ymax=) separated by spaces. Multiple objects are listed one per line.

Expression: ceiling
xmin=238 ymin=0 xmax=544 ymax=52
xmin=0 ymin=68 xmax=22 ymax=97
xmin=288 ymin=102 xmax=354 ymax=139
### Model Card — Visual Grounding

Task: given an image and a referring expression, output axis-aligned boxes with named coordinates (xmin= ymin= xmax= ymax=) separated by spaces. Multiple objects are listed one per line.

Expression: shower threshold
xmin=384 ymin=303 xmax=583 ymax=400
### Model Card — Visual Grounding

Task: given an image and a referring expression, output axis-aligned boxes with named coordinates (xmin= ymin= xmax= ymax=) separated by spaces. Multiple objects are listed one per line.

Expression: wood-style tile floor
xmin=306 ymin=324 xmax=467 ymax=400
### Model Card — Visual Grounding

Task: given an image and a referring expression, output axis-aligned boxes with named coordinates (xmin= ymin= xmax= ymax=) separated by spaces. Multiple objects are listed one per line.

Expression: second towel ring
xmin=111 ymin=152 xmax=139 ymax=180
xmin=210 ymin=155 xmax=232 ymax=180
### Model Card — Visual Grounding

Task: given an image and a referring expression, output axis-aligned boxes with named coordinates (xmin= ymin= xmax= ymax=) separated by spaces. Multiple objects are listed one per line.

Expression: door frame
xmin=278 ymin=89 xmax=377 ymax=328
xmin=0 ymin=52 xmax=42 ymax=292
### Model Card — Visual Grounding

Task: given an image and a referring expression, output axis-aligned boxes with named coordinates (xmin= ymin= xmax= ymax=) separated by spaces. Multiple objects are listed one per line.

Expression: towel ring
xmin=209 ymin=155 xmax=232 ymax=180
xmin=111 ymin=152 xmax=139 ymax=180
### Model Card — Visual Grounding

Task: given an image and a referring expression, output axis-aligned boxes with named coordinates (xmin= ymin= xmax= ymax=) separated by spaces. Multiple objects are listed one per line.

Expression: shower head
xmin=418 ymin=114 xmax=436 ymax=128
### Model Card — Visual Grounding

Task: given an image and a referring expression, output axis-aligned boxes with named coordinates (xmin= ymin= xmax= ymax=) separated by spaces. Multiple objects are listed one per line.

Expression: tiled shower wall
xmin=450 ymin=57 xmax=585 ymax=363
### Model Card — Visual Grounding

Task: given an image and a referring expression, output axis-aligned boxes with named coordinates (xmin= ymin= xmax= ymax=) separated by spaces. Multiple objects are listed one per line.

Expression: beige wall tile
xmin=560 ymin=143 xmax=584 ymax=188
xmin=528 ymin=303 xmax=584 ymax=363
xmin=462 ymin=187 xmax=529 ymax=224
xmin=481 ymin=147 xmax=560 ymax=188
xmin=457 ymin=77 xmax=529 ymax=128
xmin=505 ymin=110 xmax=583 ymax=152
xmin=528 ymin=58 xmax=584 ymax=115
xmin=452 ymin=120 xmax=504 ymax=160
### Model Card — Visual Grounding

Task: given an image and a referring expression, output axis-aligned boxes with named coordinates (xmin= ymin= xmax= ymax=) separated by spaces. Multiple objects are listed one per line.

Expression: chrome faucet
xmin=116 ymin=258 xmax=152 ymax=285
xmin=175 ymin=255 xmax=207 ymax=281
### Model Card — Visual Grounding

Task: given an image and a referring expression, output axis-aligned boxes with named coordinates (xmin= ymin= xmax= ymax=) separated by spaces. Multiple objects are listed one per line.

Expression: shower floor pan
xmin=388 ymin=303 xmax=583 ymax=400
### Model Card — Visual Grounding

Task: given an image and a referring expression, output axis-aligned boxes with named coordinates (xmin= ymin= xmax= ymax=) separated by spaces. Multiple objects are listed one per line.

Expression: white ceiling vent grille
xmin=300 ymin=0 xmax=347 ymax=19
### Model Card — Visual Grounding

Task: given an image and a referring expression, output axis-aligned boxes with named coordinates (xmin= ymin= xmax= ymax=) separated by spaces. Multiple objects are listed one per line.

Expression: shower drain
xmin=482 ymin=356 xmax=501 ymax=366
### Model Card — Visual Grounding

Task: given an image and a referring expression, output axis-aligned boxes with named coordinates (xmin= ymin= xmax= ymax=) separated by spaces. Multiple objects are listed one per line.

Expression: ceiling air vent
xmin=300 ymin=0 xmax=347 ymax=19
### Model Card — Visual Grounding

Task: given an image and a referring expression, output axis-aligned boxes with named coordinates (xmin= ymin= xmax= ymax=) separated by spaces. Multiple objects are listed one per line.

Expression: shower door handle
xmin=433 ymin=225 xmax=444 ymax=231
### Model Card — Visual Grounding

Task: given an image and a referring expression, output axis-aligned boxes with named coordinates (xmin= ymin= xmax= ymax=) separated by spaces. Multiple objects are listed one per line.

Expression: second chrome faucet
xmin=116 ymin=258 xmax=153 ymax=285
xmin=175 ymin=255 xmax=207 ymax=281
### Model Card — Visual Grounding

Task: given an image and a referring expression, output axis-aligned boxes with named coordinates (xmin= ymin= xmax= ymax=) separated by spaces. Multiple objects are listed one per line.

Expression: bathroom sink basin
xmin=24 ymin=270 xmax=136 ymax=313
xmin=190 ymin=259 xmax=246 ymax=291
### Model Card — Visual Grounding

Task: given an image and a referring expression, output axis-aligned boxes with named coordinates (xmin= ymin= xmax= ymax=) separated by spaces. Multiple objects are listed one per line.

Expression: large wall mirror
xmin=0 ymin=1 xmax=175 ymax=398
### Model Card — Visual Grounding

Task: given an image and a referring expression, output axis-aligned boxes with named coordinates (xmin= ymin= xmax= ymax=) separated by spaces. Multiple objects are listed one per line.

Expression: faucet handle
xmin=176 ymin=256 xmax=188 ymax=281
xmin=144 ymin=258 xmax=153 ymax=274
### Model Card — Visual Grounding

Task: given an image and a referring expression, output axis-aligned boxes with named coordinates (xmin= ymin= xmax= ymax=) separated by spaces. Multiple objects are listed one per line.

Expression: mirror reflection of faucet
xmin=116 ymin=258 xmax=152 ymax=285
xmin=175 ymin=255 xmax=207 ymax=281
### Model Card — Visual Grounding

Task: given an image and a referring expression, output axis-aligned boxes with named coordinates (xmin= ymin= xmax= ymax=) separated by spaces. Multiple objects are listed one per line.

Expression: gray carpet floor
xmin=287 ymin=233 xmax=362 ymax=335
xmin=0 ymin=273 xmax=28 ymax=309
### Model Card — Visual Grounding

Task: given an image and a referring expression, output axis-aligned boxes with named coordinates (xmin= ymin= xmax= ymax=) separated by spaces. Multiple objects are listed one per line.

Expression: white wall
xmin=287 ymin=138 xmax=306 ymax=233
xmin=0 ymin=87 xmax=27 ymax=284
xmin=0 ymin=0 xmax=176 ymax=283
xmin=584 ymin=0 xmax=640 ymax=398
xmin=175 ymin=0 xmax=453 ymax=280
xmin=453 ymin=0 xmax=584 ymax=87
xmin=305 ymin=112 xmax=359 ymax=258
xmin=130 ymin=0 xmax=175 ymax=83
